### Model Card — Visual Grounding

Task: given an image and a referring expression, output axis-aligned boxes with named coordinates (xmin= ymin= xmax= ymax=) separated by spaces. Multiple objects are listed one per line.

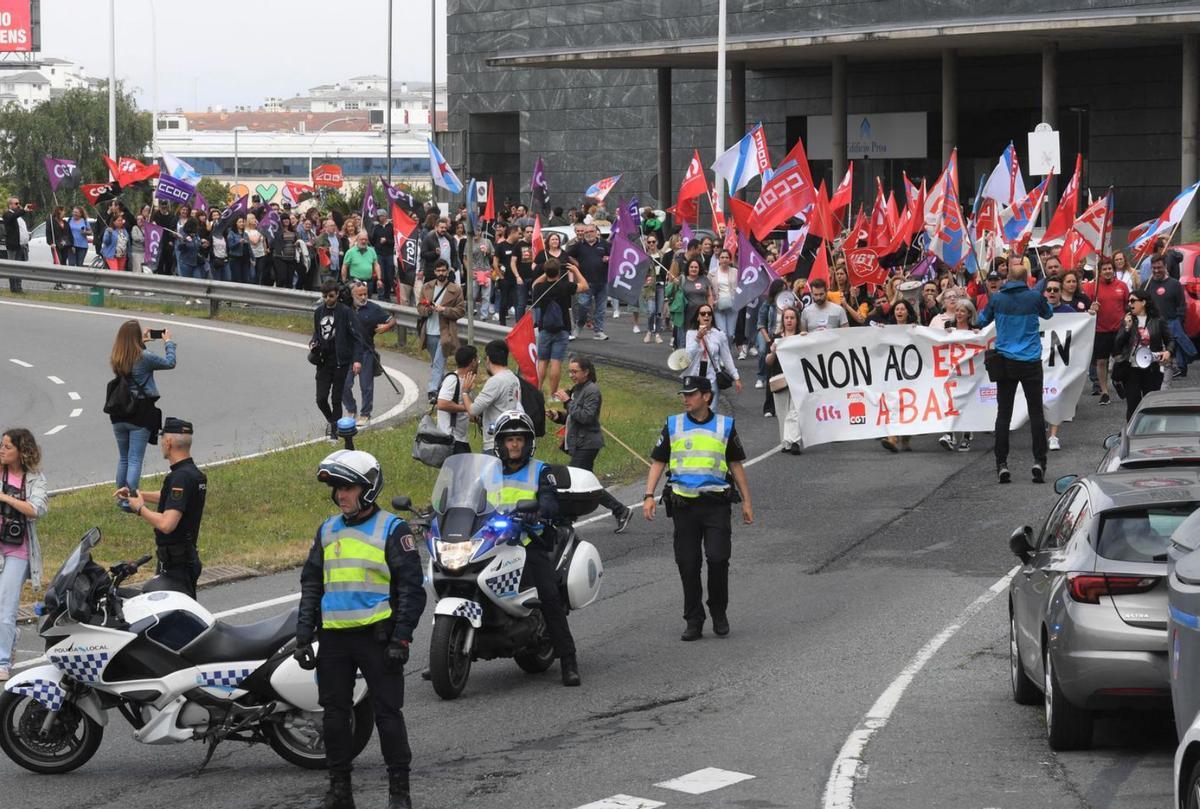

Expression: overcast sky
xmin=39 ymin=0 xmax=446 ymax=111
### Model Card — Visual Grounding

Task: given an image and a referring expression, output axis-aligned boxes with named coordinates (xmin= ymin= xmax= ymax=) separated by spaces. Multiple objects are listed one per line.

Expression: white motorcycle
xmin=398 ymin=454 xmax=604 ymax=700
xmin=0 ymin=528 xmax=370 ymax=774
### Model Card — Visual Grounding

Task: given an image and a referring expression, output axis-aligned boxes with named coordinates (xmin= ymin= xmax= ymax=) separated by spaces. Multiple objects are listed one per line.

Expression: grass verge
xmin=33 ymin=364 xmax=674 ymax=589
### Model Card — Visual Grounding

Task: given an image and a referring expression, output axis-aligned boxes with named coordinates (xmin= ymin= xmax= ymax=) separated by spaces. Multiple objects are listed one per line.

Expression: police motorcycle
xmin=0 ymin=528 xmax=371 ymax=774
xmin=396 ymin=438 xmax=605 ymax=700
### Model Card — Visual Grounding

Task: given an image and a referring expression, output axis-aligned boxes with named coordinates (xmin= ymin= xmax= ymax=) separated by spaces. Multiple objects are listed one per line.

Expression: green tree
xmin=0 ymin=86 xmax=152 ymax=208
xmin=196 ymin=177 xmax=231 ymax=207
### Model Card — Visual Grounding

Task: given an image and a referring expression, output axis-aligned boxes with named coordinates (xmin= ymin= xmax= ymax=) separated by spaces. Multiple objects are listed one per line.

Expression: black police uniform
xmin=511 ymin=462 xmax=576 ymax=662
xmin=153 ymin=456 xmax=207 ymax=598
xmin=295 ymin=508 xmax=426 ymax=784
xmin=650 ymin=411 xmax=746 ymax=627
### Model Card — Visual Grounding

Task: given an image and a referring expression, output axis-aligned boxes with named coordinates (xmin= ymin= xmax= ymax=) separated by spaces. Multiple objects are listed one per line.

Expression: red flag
xmin=1042 ymin=153 xmax=1082 ymax=242
xmin=849 ymin=206 xmax=868 ymax=247
xmin=312 ymin=164 xmax=344 ymax=188
xmin=776 ymin=137 xmax=815 ymax=192
xmin=728 ymin=196 xmax=755 ymax=239
xmin=830 ymin=162 xmax=854 ymax=212
xmin=483 ymin=179 xmax=496 ymax=223
xmin=392 ymin=202 xmax=417 ymax=247
xmin=1058 ymin=227 xmax=1091 ymax=270
xmin=709 ymin=185 xmax=725 ymax=227
xmin=678 ymin=149 xmax=707 ymax=203
xmin=808 ymin=180 xmax=836 ymax=243
xmin=723 ymin=224 xmax=739 ymax=257
xmin=867 ymin=178 xmax=888 ymax=247
xmin=531 ymin=215 xmax=544 ymax=256
xmin=770 ymin=235 xmax=807 ymax=277
xmin=748 ymin=159 xmax=816 ymax=240
xmin=808 ymin=242 xmax=831 ymax=285
xmin=80 ymin=182 xmax=117 ymax=205
xmin=884 ymin=191 xmax=899 ymax=241
xmin=1072 ymin=192 xmax=1113 ymax=256
xmin=845 ymin=246 xmax=887 ymax=287
xmin=505 ymin=313 xmax=539 ymax=385
xmin=910 ymin=179 xmax=927 ymax=238
xmin=103 ymin=155 xmax=158 ymax=186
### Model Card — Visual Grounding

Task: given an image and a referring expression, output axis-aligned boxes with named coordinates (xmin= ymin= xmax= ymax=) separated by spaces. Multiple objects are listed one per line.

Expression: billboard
xmin=0 ymin=1 xmax=31 ymax=52
xmin=808 ymin=112 xmax=928 ymax=160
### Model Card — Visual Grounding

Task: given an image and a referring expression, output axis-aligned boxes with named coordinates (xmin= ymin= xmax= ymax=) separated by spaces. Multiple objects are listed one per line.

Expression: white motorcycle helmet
xmin=317 ymin=449 xmax=383 ymax=511
xmin=491 ymin=410 xmax=536 ymax=465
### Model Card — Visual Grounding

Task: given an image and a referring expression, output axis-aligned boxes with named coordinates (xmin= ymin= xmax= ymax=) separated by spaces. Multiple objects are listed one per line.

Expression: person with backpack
xmin=107 ymin=320 xmax=175 ymax=512
xmin=531 ymin=258 xmax=588 ymax=395
xmin=436 ymin=345 xmax=479 ymax=455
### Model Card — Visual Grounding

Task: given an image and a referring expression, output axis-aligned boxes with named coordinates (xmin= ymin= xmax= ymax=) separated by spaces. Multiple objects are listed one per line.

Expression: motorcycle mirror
xmin=515 ymin=499 xmax=539 ymax=514
xmin=391 ymin=495 xmax=413 ymax=512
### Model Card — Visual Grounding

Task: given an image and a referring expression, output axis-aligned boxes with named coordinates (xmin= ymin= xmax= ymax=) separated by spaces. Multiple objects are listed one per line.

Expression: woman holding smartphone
xmin=108 ymin=320 xmax=175 ymax=512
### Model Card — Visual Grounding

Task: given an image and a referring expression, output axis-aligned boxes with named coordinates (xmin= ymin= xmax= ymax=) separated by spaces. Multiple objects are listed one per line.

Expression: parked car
xmin=1008 ymin=468 xmax=1200 ymax=750
xmin=26 ymin=219 xmax=99 ymax=267
xmin=1171 ymin=243 xmax=1200 ymax=339
xmin=1098 ymin=389 xmax=1200 ymax=472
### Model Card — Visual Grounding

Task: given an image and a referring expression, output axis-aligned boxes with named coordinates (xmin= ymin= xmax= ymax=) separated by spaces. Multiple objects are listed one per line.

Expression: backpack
xmin=541 ymin=299 xmax=564 ymax=333
xmin=518 ymin=376 xmax=546 ymax=437
xmin=103 ymin=374 xmax=148 ymax=420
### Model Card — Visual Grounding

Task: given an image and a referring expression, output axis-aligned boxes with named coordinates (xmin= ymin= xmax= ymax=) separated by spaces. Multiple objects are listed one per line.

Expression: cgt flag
xmin=607 ymin=224 xmax=652 ymax=306
xmin=155 ymin=174 xmax=196 ymax=206
xmin=104 ymin=155 xmax=159 ymax=186
xmin=143 ymin=222 xmax=164 ymax=267
xmin=283 ymin=181 xmax=315 ymax=207
xmin=392 ymin=201 xmax=418 ymax=247
xmin=212 ymin=194 xmax=249 ymax=237
xmin=531 ymin=155 xmax=550 ymax=212
xmin=43 ymin=157 xmax=79 ymax=192
xmin=361 ymin=178 xmax=377 ymax=222
xmin=505 ymin=313 xmax=539 ymax=385
xmin=380 ymin=177 xmax=417 ymax=212
xmin=80 ymin=182 xmax=119 ymax=206
xmin=259 ymin=208 xmax=281 ymax=246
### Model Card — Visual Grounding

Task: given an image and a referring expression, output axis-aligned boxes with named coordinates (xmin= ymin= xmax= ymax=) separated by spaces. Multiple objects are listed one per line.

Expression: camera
xmin=0 ymin=501 xmax=24 ymax=542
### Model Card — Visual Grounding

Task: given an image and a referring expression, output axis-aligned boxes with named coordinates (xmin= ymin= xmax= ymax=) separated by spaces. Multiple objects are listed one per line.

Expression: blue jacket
xmin=977 ymin=280 xmax=1052 ymax=362
xmin=131 ymin=342 xmax=176 ymax=398
xmin=100 ymin=227 xmax=124 ymax=260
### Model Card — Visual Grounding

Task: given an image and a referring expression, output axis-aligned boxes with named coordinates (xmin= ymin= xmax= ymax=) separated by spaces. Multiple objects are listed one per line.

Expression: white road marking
xmin=821 ymin=566 xmax=1019 ymax=809
xmin=8 ymin=358 xmax=32 ymax=368
xmin=69 ymin=408 xmax=82 ymax=418
xmin=67 ymin=391 xmax=81 ymax=401
xmin=43 ymin=424 xmax=67 ymax=436
xmin=46 ymin=375 xmax=64 ymax=384
xmin=655 ymin=767 xmax=755 ymax=794
xmin=573 ymin=797 xmax=665 ymax=809
xmin=211 ymin=593 xmax=299 ymax=620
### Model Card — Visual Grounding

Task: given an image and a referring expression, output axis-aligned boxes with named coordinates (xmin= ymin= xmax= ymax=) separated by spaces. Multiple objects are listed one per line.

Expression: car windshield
xmin=1097 ymin=504 xmax=1199 ymax=562
xmin=43 ymin=528 xmax=100 ymax=611
xmin=430 ymin=454 xmax=504 ymax=516
xmin=1129 ymin=408 xmax=1200 ymax=435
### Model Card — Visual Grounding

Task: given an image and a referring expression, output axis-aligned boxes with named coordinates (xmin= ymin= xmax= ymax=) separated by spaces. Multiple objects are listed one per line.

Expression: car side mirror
xmin=1053 ymin=474 xmax=1078 ymax=495
xmin=391 ymin=496 xmax=413 ymax=512
xmin=1009 ymin=525 xmax=1034 ymax=561
xmin=514 ymin=499 xmax=539 ymax=515
xmin=1102 ymin=433 xmax=1120 ymax=450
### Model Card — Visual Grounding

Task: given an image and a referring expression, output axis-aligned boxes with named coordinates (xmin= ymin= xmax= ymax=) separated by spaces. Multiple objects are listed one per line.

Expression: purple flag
xmin=212 ymin=194 xmax=248 ymax=237
xmin=531 ymin=155 xmax=549 ymax=211
xmin=607 ymin=227 xmax=652 ymax=306
xmin=379 ymin=176 xmax=416 ymax=212
xmin=194 ymin=193 xmax=208 ymax=216
xmin=909 ymin=252 xmax=937 ymax=280
xmin=43 ymin=157 xmax=79 ymax=192
xmin=730 ymin=230 xmax=774 ymax=312
xmin=361 ymin=178 xmax=377 ymax=222
xmin=627 ymin=197 xmax=640 ymax=231
xmin=680 ymin=220 xmax=694 ymax=245
xmin=143 ymin=222 xmax=164 ymax=267
xmin=155 ymin=174 xmax=195 ymax=205
xmin=259 ymin=208 xmax=281 ymax=246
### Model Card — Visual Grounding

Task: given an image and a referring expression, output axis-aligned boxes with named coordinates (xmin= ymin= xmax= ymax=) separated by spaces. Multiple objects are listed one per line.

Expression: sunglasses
xmin=698 ymin=311 xmax=713 ymax=317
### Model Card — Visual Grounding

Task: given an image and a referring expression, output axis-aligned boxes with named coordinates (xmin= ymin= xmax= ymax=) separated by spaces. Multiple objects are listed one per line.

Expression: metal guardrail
xmin=0 ymin=258 xmax=511 ymax=343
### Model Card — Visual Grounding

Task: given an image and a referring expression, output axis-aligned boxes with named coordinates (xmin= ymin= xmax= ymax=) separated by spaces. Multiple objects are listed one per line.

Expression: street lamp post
xmin=233 ymin=126 xmax=248 ymax=186
xmin=308 ymin=117 xmax=358 ymax=179
xmin=107 ymin=0 xmax=116 ymax=160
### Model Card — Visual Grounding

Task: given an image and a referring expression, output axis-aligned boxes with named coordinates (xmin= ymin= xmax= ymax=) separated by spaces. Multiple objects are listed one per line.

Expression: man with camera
xmin=311 ymin=279 xmax=366 ymax=441
xmin=4 ymin=196 xmax=32 ymax=293
xmin=115 ymin=418 xmax=207 ymax=598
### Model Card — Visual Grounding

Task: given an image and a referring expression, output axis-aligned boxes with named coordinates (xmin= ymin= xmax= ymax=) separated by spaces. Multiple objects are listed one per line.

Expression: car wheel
xmin=1187 ymin=756 xmax=1200 ymax=809
xmin=1043 ymin=650 xmax=1093 ymax=750
xmin=1010 ymin=612 xmax=1040 ymax=705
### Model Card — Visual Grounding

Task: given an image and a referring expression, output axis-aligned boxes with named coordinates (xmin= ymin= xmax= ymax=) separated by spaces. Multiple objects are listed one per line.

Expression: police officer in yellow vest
xmin=294 ymin=450 xmax=426 ymax=809
xmin=643 ymin=375 xmax=754 ymax=641
xmin=492 ymin=410 xmax=582 ymax=687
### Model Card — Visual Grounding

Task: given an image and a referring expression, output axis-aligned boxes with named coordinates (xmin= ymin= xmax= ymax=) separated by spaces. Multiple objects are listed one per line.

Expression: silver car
xmin=1098 ymin=389 xmax=1200 ymax=472
xmin=1008 ymin=468 xmax=1200 ymax=750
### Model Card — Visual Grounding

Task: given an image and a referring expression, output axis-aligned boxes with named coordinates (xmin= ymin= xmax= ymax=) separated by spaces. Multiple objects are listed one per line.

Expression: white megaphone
xmin=667 ymin=349 xmax=691 ymax=372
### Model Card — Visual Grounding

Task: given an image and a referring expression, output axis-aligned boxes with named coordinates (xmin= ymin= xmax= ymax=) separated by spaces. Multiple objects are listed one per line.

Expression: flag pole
xmin=712 ymin=0 xmax=727 ymax=223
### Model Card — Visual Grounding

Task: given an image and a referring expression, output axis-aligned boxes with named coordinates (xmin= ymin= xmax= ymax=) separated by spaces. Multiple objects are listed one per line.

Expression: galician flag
xmin=711 ymin=123 xmax=771 ymax=195
xmin=585 ymin=173 xmax=622 ymax=202
xmin=427 ymin=139 xmax=463 ymax=195
xmin=162 ymin=152 xmax=202 ymax=186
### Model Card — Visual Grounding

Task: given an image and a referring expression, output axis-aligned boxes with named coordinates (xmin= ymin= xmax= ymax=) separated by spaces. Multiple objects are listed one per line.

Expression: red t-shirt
xmin=1083 ymin=278 xmax=1129 ymax=333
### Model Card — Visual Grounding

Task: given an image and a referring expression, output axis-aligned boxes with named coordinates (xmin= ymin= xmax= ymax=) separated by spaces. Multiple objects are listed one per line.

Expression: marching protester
xmin=641 ymin=232 xmax=670 ymax=344
xmin=763 ymin=305 xmax=802 ymax=451
xmin=532 ymin=258 xmax=587 ymax=395
xmin=311 ymin=279 xmax=366 ymax=441
xmin=493 ymin=225 xmax=521 ymax=326
xmin=977 ymin=256 xmax=1053 ymax=484
xmin=799 ymin=278 xmax=849 ymax=333
xmin=711 ymin=248 xmax=740 ymax=350
xmin=1142 ymin=252 xmax=1193 ymax=385
xmin=679 ymin=256 xmax=714 ymax=333
xmin=469 ymin=340 xmax=523 ymax=453
xmin=1083 ymin=256 xmax=1130 ymax=405
xmin=685 ymin=304 xmax=741 ymax=410
xmin=0 ymin=428 xmax=48 ymax=682
xmin=116 ymin=417 xmax=206 ymax=598
xmin=567 ymin=223 xmax=611 ymax=340
xmin=664 ymin=264 xmax=689 ymax=349
xmin=1114 ymin=289 xmax=1175 ymax=420
xmin=416 ymin=258 xmax=466 ymax=405
xmin=421 ymin=217 xmax=459 ymax=285
xmin=108 ymin=320 xmax=175 ymax=512
xmin=547 ymin=356 xmax=633 ymax=532
xmin=296 ymin=450 xmax=426 ymax=809
xmin=468 ymin=228 xmax=494 ymax=321
xmin=643 ymin=375 xmax=753 ymax=641
xmin=342 ymin=281 xmax=396 ymax=428
xmin=343 ymin=230 xmax=381 ymax=294
xmin=437 ymin=345 xmax=478 ymax=456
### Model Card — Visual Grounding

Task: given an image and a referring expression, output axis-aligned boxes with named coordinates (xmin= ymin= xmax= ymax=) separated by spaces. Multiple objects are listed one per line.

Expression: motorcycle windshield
xmin=43 ymin=528 xmax=101 ymax=612
xmin=431 ymin=454 xmax=504 ymax=516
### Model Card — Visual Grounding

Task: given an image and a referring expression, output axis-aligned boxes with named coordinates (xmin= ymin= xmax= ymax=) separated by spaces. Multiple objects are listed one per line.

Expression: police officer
xmin=294 ymin=450 xmax=426 ymax=809
xmin=642 ymin=376 xmax=754 ymax=641
xmin=493 ymin=410 xmax=581 ymax=687
xmin=116 ymin=417 xmax=207 ymax=598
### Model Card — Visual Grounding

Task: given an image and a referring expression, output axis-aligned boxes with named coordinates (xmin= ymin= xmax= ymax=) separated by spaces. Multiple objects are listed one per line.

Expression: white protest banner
xmin=775 ymin=314 xmax=1095 ymax=447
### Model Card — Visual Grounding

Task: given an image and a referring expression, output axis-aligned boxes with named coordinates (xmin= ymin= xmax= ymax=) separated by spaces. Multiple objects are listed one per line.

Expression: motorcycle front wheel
xmin=263 ymin=700 xmax=374 ymax=770
xmin=0 ymin=691 xmax=104 ymax=774
xmin=429 ymin=615 xmax=473 ymax=700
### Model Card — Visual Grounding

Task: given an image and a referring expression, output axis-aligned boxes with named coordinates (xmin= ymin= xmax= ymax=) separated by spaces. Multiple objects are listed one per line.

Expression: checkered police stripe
xmin=198 ymin=668 xmax=254 ymax=689
xmin=486 ymin=569 xmax=522 ymax=598
xmin=10 ymin=679 xmax=67 ymax=712
xmin=48 ymin=652 xmax=109 ymax=684
xmin=452 ymin=600 xmax=483 ymax=621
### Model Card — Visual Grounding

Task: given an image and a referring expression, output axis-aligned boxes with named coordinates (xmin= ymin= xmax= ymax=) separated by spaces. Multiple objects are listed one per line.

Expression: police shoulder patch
xmin=170 ymin=487 xmax=184 ymax=501
xmin=545 ymin=473 xmax=556 ymax=487
xmin=400 ymin=533 xmax=416 ymax=552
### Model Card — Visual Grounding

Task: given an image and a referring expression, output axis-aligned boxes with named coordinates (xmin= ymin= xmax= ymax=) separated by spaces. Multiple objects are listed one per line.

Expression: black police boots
xmin=387 ymin=774 xmax=413 ymax=809
xmin=322 ymin=772 xmax=355 ymax=809
xmin=561 ymin=655 xmax=581 ymax=687
xmin=681 ymin=621 xmax=703 ymax=641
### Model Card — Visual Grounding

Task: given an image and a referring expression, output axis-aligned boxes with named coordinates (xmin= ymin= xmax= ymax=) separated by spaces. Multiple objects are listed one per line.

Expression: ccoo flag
xmin=428 ymin=139 xmax=463 ymax=195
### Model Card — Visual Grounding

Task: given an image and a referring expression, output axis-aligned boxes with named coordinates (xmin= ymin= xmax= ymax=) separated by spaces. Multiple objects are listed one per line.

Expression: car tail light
xmin=1066 ymin=573 xmax=1159 ymax=604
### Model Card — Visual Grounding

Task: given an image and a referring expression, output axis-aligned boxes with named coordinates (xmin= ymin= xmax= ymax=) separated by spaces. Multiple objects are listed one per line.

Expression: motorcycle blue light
xmin=491 ymin=518 xmax=509 ymax=530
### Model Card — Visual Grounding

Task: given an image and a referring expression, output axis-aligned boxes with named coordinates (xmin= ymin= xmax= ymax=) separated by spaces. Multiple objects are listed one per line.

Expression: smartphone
xmin=148 ymin=329 xmax=165 ymax=340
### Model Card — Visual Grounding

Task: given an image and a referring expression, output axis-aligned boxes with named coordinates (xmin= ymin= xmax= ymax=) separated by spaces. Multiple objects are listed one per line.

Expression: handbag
xmin=411 ymin=375 xmax=460 ymax=468
xmin=701 ymin=335 xmax=734 ymax=390
xmin=1111 ymin=357 xmax=1132 ymax=383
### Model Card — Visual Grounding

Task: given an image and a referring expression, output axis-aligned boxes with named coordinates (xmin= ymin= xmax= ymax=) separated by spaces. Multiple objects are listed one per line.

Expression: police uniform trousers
xmin=671 ymin=496 xmax=732 ymax=624
xmin=155 ymin=544 xmax=202 ymax=599
xmin=317 ymin=625 xmax=412 ymax=777
xmin=523 ymin=543 xmax=576 ymax=659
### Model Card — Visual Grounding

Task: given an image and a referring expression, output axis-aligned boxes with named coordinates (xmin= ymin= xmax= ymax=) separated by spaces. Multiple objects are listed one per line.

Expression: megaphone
xmin=897 ymin=280 xmax=922 ymax=307
xmin=667 ymin=349 xmax=691 ymax=372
